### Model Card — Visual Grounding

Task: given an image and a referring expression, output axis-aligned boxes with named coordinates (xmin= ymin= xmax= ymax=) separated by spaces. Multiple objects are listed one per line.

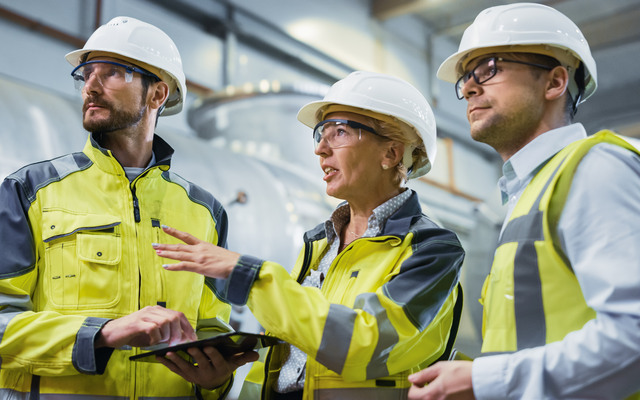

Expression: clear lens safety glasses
xmin=312 ymin=119 xmax=380 ymax=149
xmin=71 ymin=60 xmax=159 ymax=91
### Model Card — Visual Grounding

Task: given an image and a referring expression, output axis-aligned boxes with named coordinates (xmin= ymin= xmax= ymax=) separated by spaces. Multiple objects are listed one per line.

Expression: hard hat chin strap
xmin=569 ymin=63 xmax=586 ymax=118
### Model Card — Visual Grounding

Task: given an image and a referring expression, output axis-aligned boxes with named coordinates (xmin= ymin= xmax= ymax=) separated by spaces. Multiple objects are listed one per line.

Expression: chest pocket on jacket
xmin=42 ymin=211 xmax=122 ymax=310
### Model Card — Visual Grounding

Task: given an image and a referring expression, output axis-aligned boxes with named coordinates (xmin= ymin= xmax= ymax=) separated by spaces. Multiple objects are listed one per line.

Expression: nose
xmin=460 ymin=77 xmax=481 ymax=100
xmin=83 ymin=73 xmax=103 ymax=94
xmin=314 ymin=136 xmax=331 ymax=156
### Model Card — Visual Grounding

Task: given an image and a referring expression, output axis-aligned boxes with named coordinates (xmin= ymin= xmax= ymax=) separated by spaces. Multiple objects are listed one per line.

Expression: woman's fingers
xmin=152 ymin=242 xmax=190 ymax=252
xmin=152 ymin=226 xmax=240 ymax=279
xmin=153 ymin=246 xmax=193 ymax=261
xmin=162 ymin=225 xmax=201 ymax=245
xmin=162 ymin=261 xmax=208 ymax=275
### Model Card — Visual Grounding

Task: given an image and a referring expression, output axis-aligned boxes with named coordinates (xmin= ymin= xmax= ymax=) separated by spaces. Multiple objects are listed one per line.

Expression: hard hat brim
xmin=296 ymin=100 xmax=332 ymax=129
xmin=437 ymin=51 xmax=468 ymax=84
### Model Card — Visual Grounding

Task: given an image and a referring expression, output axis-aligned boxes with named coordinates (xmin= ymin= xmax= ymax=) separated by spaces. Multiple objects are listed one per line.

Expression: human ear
xmin=382 ymin=141 xmax=404 ymax=169
xmin=545 ymin=66 xmax=570 ymax=101
xmin=148 ymin=81 xmax=170 ymax=111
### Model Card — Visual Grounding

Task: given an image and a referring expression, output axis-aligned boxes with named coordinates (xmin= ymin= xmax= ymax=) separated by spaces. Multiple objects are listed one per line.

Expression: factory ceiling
xmin=372 ymin=0 xmax=640 ymax=138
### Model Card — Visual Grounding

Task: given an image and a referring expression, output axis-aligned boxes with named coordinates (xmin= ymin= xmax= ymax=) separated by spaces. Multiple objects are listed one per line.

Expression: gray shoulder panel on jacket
xmin=7 ymin=152 xmax=91 ymax=203
xmin=160 ymin=171 xmax=224 ymax=223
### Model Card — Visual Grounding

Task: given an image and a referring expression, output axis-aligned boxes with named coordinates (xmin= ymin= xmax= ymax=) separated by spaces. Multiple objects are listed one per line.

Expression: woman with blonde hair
xmin=153 ymin=71 xmax=464 ymax=399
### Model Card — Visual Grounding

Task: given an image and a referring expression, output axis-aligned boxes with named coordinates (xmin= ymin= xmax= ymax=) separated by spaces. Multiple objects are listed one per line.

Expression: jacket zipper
xmin=260 ymin=241 xmax=311 ymax=396
xmin=297 ymin=241 xmax=314 ymax=284
xmin=131 ymin=186 xmax=141 ymax=223
xmin=130 ymin=168 xmax=154 ymax=224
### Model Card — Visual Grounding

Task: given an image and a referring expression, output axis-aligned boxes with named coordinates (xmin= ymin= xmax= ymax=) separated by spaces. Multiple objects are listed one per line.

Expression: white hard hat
xmin=437 ymin=3 xmax=597 ymax=104
xmin=65 ymin=16 xmax=187 ymax=116
xmin=297 ymin=71 xmax=437 ymax=179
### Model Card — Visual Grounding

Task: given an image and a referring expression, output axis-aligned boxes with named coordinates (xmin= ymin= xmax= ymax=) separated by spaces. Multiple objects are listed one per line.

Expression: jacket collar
xmin=304 ymin=190 xmax=423 ymax=242
xmin=84 ymin=132 xmax=174 ymax=175
xmin=382 ymin=190 xmax=422 ymax=237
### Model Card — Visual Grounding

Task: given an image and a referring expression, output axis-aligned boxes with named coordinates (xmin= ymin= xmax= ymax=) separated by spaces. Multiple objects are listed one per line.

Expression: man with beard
xmin=407 ymin=3 xmax=640 ymax=400
xmin=0 ymin=16 xmax=255 ymax=399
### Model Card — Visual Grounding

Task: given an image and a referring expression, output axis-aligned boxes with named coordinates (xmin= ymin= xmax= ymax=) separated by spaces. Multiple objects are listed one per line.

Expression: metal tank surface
xmin=186 ymin=81 xmax=340 ymax=270
xmin=0 ymin=77 xmax=87 ymax=176
xmin=187 ymin=82 xmax=331 ymax=181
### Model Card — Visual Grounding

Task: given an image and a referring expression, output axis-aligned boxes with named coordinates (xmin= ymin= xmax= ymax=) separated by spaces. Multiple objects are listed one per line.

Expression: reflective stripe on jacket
xmin=480 ymin=130 xmax=640 ymax=400
xmin=221 ymin=191 xmax=464 ymax=399
xmin=480 ymin=131 xmax=640 ymax=353
xmin=0 ymin=134 xmax=232 ymax=399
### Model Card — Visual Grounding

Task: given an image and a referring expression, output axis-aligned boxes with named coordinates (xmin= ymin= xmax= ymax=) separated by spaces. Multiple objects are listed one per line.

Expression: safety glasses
xmin=312 ymin=119 xmax=382 ymax=149
xmin=455 ymin=57 xmax=553 ymax=99
xmin=71 ymin=60 xmax=159 ymax=91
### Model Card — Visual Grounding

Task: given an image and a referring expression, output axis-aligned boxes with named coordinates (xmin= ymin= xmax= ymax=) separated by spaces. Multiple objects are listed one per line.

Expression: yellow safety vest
xmin=480 ymin=130 xmax=639 ymax=399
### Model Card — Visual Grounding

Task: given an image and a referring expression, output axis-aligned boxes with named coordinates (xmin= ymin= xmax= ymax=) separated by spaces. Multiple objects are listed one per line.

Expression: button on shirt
xmin=473 ymin=123 xmax=640 ymax=399
xmin=275 ymin=188 xmax=412 ymax=393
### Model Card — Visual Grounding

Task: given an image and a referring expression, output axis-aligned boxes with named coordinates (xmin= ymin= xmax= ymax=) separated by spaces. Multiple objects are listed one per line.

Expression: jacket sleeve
xmin=0 ymin=177 xmax=112 ymax=376
xmin=221 ymin=225 xmax=464 ymax=381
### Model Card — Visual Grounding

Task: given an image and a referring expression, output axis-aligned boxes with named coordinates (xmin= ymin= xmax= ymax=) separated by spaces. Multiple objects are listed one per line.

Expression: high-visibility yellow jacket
xmin=480 ymin=131 xmax=639 ymax=398
xmin=0 ymin=134 xmax=232 ymax=399
xmin=217 ymin=191 xmax=464 ymax=399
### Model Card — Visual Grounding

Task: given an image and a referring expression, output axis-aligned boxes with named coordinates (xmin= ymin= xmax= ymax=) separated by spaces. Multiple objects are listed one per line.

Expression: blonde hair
xmin=369 ymin=117 xmax=427 ymax=185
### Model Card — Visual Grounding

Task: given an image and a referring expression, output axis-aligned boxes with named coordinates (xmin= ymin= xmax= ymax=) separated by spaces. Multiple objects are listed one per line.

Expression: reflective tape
xmin=497 ymin=161 xmax=563 ymax=350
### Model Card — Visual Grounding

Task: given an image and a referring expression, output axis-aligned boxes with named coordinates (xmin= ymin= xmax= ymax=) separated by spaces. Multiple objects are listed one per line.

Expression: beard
xmin=83 ymin=95 xmax=146 ymax=135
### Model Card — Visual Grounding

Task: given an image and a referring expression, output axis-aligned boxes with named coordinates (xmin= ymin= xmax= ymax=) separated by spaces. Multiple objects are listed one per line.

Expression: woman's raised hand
xmin=152 ymin=225 xmax=239 ymax=279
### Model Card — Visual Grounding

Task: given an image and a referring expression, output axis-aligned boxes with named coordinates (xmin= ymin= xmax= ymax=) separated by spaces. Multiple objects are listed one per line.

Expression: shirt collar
xmin=498 ymin=123 xmax=587 ymax=203
xmin=124 ymin=151 xmax=156 ymax=181
xmin=324 ymin=188 xmax=412 ymax=242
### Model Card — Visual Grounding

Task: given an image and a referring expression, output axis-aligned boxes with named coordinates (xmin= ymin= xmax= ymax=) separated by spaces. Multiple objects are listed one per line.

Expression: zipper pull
xmin=133 ymin=196 xmax=140 ymax=222
xmin=131 ymin=187 xmax=141 ymax=223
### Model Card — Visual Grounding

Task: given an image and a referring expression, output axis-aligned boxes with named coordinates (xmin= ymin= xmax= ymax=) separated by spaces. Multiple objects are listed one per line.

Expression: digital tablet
xmin=129 ymin=332 xmax=283 ymax=363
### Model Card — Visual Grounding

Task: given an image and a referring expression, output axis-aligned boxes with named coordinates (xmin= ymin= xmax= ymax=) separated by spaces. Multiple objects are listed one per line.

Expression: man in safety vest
xmin=0 ymin=16 xmax=255 ymax=398
xmin=408 ymin=3 xmax=640 ymax=399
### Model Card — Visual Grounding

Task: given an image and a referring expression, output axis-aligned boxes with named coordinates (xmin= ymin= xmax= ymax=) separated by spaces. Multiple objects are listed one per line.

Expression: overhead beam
xmin=372 ymin=0 xmax=436 ymax=21
xmin=0 ymin=5 xmax=214 ymax=96
xmin=0 ymin=6 xmax=85 ymax=48
xmin=151 ymin=0 xmax=352 ymax=84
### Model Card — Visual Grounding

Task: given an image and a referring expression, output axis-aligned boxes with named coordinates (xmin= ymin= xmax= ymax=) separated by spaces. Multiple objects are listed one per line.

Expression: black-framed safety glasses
xmin=455 ymin=57 xmax=554 ymax=99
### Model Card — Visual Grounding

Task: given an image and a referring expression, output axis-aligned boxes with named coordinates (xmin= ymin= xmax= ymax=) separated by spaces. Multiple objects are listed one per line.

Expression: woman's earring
xmin=382 ymin=164 xmax=389 ymax=170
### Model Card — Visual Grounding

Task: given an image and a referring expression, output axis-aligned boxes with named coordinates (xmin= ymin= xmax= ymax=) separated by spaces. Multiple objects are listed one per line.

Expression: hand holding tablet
xmin=129 ymin=332 xmax=283 ymax=363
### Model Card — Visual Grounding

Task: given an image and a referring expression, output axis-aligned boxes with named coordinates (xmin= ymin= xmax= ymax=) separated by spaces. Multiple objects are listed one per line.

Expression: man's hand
xmin=157 ymin=346 xmax=259 ymax=390
xmin=96 ymin=305 xmax=197 ymax=349
xmin=408 ymin=361 xmax=475 ymax=400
